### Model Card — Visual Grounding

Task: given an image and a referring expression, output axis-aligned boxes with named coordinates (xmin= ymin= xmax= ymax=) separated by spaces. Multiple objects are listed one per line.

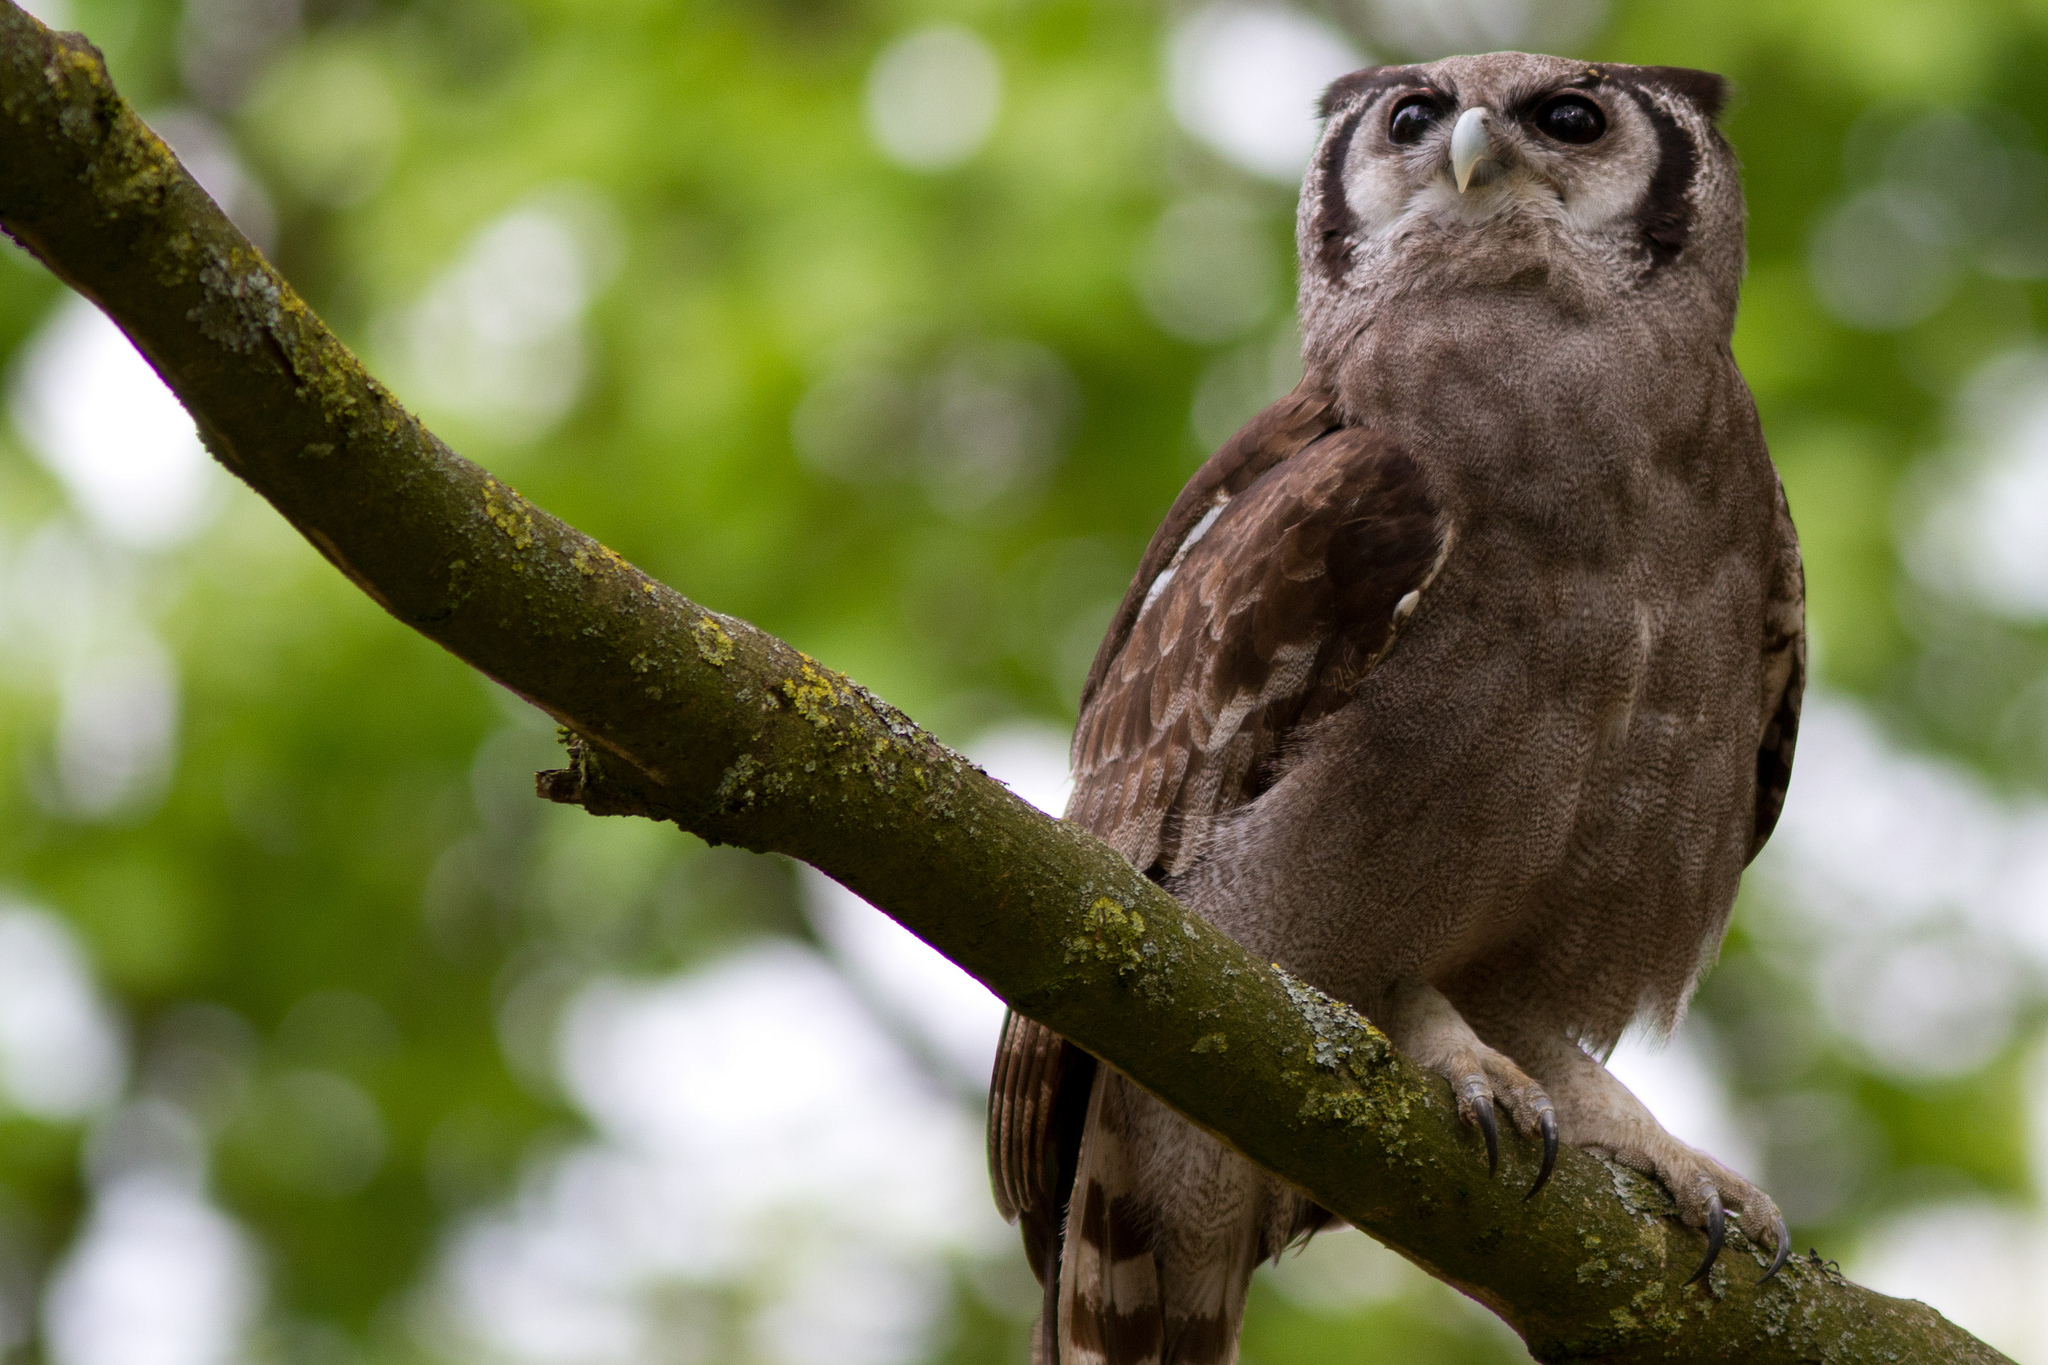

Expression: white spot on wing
xmin=1139 ymin=566 xmax=1178 ymax=616
xmin=1139 ymin=498 xmax=1230 ymax=617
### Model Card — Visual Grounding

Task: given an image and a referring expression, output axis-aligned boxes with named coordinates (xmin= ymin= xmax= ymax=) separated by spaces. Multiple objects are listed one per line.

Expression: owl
xmin=986 ymin=53 xmax=1805 ymax=1365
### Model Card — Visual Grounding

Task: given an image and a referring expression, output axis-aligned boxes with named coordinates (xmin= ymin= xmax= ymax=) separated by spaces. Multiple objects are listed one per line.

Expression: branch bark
xmin=0 ymin=9 xmax=2008 ymax=1361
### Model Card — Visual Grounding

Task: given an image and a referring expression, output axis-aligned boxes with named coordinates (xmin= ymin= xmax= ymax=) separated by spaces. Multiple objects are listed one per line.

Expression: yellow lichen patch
xmin=1192 ymin=1033 xmax=1228 ymax=1054
xmin=1067 ymin=896 xmax=1147 ymax=974
xmin=1296 ymin=1082 xmax=1389 ymax=1130
xmin=572 ymin=542 xmax=630 ymax=578
xmin=691 ymin=614 xmax=735 ymax=667
xmin=481 ymin=477 xmax=536 ymax=551
xmin=782 ymin=665 xmax=840 ymax=728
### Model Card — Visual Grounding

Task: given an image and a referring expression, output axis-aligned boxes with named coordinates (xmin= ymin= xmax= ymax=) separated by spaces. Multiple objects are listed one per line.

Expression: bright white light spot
xmin=1817 ymin=933 xmax=2021 ymax=1078
xmin=803 ymin=723 xmax=1069 ymax=1089
xmin=380 ymin=189 xmax=618 ymax=442
xmin=803 ymin=871 xmax=1007 ymax=1090
xmin=556 ymin=949 xmax=986 ymax=1242
xmin=53 ymin=637 xmax=180 ymax=820
xmin=438 ymin=943 xmax=1006 ymax=1365
xmin=1755 ymin=695 xmax=2048 ymax=1078
xmin=246 ymin=42 xmax=403 ymax=207
xmin=864 ymin=25 xmax=1001 ymax=172
xmin=1604 ymin=1025 xmax=1759 ymax=1181
xmin=968 ymin=721 xmax=1074 ymax=818
xmin=17 ymin=0 xmax=72 ymax=27
xmin=1912 ymin=349 xmax=2048 ymax=619
xmin=1264 ymin=1227 xmax=1414 ymax=1311
xmin=9 ymin=296 xmax=220 ymax=549
xmin=2031 ymin=1038 xmax=2048 ymax=1201
xmin=1166 ymin=4 xmax=1364 ymax=183
xmin=1364 ymin=0 xmax=1606 ymax=60
xmin=43 ymin=1175 xmax=261 ymax=1365
xmin=145 ymin=110 xmax=276 ymax=253
xmin=1850 ymin=1201 xmax=2048 ymax=1364
xmin=1134 ymin=196 xmax=1279 ymax=344
xmin=748 ymin=1245 xmax=947 ymax=1365
xmin=0 ymin=904 xmax=126 ymax=1122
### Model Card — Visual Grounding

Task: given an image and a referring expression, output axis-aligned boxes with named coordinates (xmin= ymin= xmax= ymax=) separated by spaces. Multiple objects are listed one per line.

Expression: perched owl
xmin=987 ymin=53 xmax=1804 ymax=1365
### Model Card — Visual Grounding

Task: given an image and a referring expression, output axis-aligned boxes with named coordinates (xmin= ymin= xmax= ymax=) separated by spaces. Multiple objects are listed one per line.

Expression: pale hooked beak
xmin=1450 ymin=106 xmax=1495 ymax=193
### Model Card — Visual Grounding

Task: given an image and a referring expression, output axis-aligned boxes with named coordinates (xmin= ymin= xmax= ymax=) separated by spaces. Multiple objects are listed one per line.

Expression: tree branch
xmin=0 ymin=9 xmax=2008 ymax=1361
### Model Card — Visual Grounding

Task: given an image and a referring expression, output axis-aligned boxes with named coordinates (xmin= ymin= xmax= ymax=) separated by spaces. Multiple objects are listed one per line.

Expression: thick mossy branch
xmin=0 ymin=7 xmax=2008 ymax=1362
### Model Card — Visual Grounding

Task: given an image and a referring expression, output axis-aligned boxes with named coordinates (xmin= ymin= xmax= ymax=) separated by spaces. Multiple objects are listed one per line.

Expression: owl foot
xmin=1635 ymin=1148 xmax=1789 ymax=1287
xmin=1516 ymin=1037 xmax=1790 ymax=1286
xmin=1381 ymin=981 xmax=1557 ymax=1197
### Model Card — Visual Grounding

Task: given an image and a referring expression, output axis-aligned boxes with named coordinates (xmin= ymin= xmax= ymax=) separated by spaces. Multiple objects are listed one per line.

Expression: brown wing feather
xmin=1068 ymin=425 xmax=1448 ymax=874
xmin=1749 ymin=473 xmax=1805 ymax=862
xmin=1075 ymin=380 xmax=1344 ymax=720
xmin=987 ymin=390 xmax=1446 ymax=1345
xmin=988 ymin=386 xmax=1343 ymax=1276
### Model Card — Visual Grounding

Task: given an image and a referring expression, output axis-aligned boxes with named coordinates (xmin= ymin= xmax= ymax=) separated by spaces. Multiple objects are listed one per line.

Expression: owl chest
xmin=1446 ymin=502 xmax=1756 ymax=744
xmin=1406 ymin=489 xmax=1764 ymax=890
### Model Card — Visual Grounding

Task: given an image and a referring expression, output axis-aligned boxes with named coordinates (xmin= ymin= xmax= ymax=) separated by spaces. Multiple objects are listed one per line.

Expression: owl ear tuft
xmin=1635 ymin=66 xmax=1730 ymax=123
xmin=1317 ymin=65 xmax=1428 ymax=120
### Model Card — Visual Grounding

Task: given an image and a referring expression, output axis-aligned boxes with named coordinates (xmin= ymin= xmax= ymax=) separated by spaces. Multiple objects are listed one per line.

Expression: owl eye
xmin=1533 ymin=94 xmax=1606 ymax=144
xmin=1387 ymin=96 xmax=1441 ymax=146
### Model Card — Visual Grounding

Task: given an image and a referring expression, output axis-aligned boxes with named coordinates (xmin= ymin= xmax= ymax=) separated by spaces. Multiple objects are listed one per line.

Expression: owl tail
xmin=1052 ymin=1068 xmax=1303 ymax=1365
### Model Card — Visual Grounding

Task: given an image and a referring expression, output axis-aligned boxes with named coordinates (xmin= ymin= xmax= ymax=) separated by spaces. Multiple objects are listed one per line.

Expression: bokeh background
xmin=1 ymin=0 xmax=2047 ymax=1360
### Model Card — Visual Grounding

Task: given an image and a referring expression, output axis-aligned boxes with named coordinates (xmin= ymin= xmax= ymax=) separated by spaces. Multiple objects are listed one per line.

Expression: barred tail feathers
xmin=1054 ymin=1069 xmax=1308 ymax=1365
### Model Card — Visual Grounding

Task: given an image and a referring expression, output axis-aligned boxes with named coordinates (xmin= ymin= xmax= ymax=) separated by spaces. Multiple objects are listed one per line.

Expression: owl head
xmin=1297 ymin=53 xmax=1743 ymax=350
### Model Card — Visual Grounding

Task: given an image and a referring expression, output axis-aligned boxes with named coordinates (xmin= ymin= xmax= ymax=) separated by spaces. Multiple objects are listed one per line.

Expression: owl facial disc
xmin=1450 ymin=107 xmax=1496 ymax=192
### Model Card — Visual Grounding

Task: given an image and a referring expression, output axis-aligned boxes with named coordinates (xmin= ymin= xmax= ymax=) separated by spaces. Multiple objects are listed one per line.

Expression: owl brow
xmin=1316 ymin=64 xmax=1431 ymax=120
xmin=1311 ymin=101 xmax=1371 ymax=278
xmin=1621 ymin=87 xmax=1702 ymax=269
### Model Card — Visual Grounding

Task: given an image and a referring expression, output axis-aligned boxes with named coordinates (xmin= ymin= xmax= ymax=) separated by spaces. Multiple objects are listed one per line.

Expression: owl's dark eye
xmin=1387 ymin=96 xmax=1441 ymax=146
xmin=1533 ymin=94 xmax=1605 ymax=144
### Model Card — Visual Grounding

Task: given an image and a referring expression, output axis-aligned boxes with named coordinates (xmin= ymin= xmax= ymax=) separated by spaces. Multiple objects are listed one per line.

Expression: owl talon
xmin=1460 ymin=1077 xmax=1499 ymax=1175
xmin=1685 ymin=1189 xmax=1725 ymax=1285
xmin=1526 ymin=1105 xmax=1557 ymax=1199
xmin=1758 ymin=1211 xmax=1790 ymax=1284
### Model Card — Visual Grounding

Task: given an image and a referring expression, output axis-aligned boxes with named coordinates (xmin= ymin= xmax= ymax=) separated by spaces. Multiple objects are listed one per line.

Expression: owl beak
xmin=1450 ymin=107 xmax=1496 ymax=193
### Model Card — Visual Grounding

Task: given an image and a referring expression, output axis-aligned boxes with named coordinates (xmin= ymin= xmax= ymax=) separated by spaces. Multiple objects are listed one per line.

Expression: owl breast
xmin=1179 ymin=341 xmax=1776 ymax=1045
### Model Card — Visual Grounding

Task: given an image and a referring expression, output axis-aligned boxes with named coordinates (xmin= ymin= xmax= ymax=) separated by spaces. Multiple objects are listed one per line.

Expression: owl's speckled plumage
xmin=988 ymin=53 xmax=1805 ymax=1365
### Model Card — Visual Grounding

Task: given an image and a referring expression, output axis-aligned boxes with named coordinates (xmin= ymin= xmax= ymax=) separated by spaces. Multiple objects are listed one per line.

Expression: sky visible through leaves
xmin=3 ymin=0 xmax=2048 ymax=1362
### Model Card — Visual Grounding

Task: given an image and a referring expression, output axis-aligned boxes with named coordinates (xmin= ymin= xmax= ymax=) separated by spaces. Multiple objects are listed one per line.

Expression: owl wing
xmin=1066 ymin=415 xmax=1450 ymax=878
xmin=987 ymin=386 xmax=1449 ymax=1321
xmin=1748 ymin=469 xmax=1805 ymax=862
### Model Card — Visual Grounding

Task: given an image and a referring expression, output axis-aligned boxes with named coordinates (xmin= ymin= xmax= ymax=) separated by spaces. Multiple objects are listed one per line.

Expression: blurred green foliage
xmin=4 ymin=0 xmax=2048 ymax=1361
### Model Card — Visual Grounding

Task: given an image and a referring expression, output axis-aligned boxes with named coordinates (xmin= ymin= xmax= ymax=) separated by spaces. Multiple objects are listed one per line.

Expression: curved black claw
xmin=1525 ymin=1106 xmax=1558 ymax=1201
xmin=1685 ymin=1189 xmax=1725 ymax=1286
xmin=1461 ymin=1079 xmax=1498 ymax=1176
xmin=1757 ymin=1211 xmax=1790 ymax=1285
